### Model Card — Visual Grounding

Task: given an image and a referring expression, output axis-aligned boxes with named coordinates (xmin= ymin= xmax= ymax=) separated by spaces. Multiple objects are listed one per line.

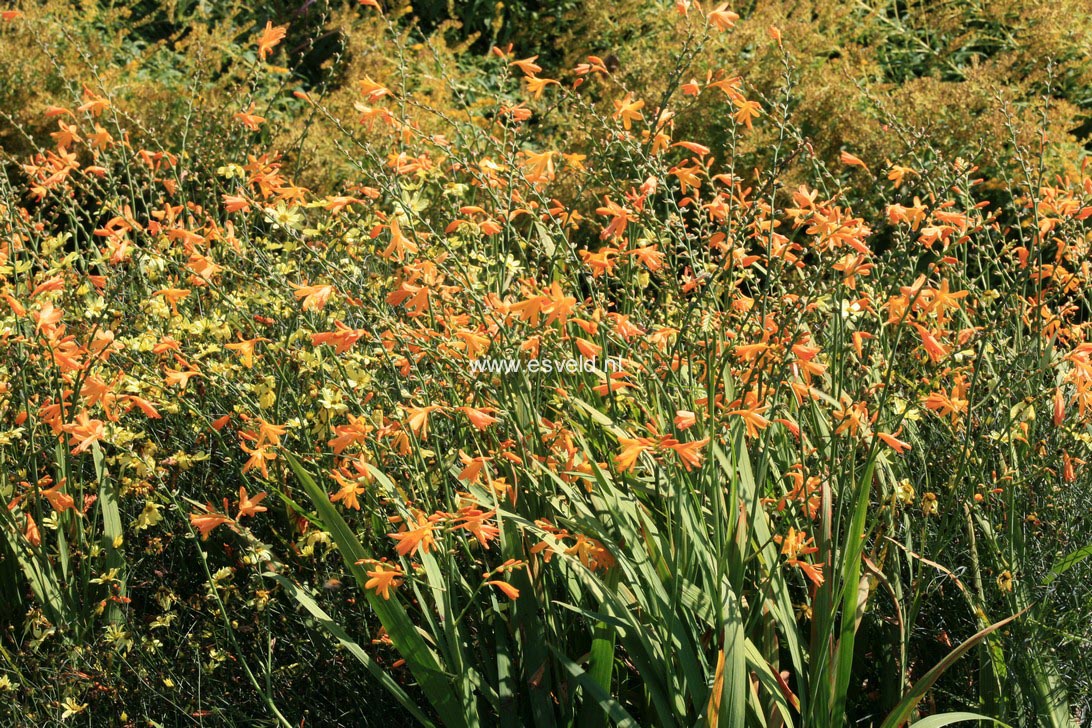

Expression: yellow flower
xmin=133 ymin=501 xmax=163 ymax=531
xmin=60 ymin=697 xmax=88 ymax=720
xmin=895 ymin=480 xmax=915 ymax=505
xmin=265 ymin=202 xmax=302 ymax=230
xmin=922 ymin=492 xmax=938 ymax=516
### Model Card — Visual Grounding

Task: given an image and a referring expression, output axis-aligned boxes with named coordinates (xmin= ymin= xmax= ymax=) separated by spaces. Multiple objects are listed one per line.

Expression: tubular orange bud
xmin=1063 ymin=452 xmax=1076 ymax=483
xmin=487 ymin=580 xmax=520 ymax=600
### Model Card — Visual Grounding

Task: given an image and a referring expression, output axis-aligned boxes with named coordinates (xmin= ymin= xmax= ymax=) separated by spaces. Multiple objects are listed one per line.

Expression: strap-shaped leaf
xmin=283 ymin=451 xmax=469 ymax=728
xmin=267 ymin=573 xmax=436 ymax=727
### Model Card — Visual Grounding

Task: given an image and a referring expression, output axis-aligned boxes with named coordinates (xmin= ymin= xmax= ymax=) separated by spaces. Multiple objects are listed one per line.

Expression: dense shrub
xmin=1 ymin=1 xmax=1091 ymax=725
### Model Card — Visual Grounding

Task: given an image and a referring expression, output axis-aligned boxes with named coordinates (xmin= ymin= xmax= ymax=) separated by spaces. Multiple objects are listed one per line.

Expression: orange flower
xmin=240 ymin=442 xmax=276 ymax=479
xmin=732 ymin=98 xmax=762 ymax=129
xmin=328 ymin=414 xmax=373 ymax=454
xmin=910 ymin=322 xmax=949 ymax=363
xmin=629 ymin=245 xmax=665 ymax=272
xmin=615 ymin=436 xmax=655 ymax=472
xmin=293 ymin=283 xmax=334 ymax=312
xmin=598 ymin=196 xmax=633 ymax=239
xmin=331 ymin=468 xmax=368 ymax=510
xmin=255 ymin=418 xmax=287 ymax=447
xmin=237 ymin=486 xmax=268 ymax=518
xmin=509 ymin=56 xmax=542 ymax=76
xmin=358 ymin=77 xmax=391 ymax=100
xmin=153 ymin=337 xmax=182 ymax=355
xmin=153 ymin=287 xmax=190 ymax=315
xmin=1054 ymin=388 xmax=1066 ymax=426
xmin=388 ymin=512 xmax=436 ymax=557
xmin=777 ymin=470 xmax=822 ymax=520
xmin=312 ymin=321 xmax=368 ymax=354
xmin=41 ymin=482 xmax=76 ymax=513
xmin=674 ymin=410 xmax=697 ymax=430
xmin=520 ymin=149 xmax=556 ymax=183
xmin=190 ymin=506 xmax=232 ymax=540
xmin=460 ymin=406 xmax=499 ymax=431
xmin=63 ymin=412 xmax=105 ymax=454
xmin=33 ymin=300 xmax=63 ymax=333
xmin=612 ymin=93 xmax=645 ymax=130
xmin=922 ymin=389 xmax=967 ymax=424
xmin=664 ymin=437 xmax=709 ymax=471
xmin=524 ymin=75 xmax=559 ymax=99
xmin=225 ymin=337 xmax=266 ymax=368
xmin=223 ymin=194 xmax=251 ymax=213
xmin=78 ymin=87 xmax=110 ymax=117
xmin=379 ymin=218 xmax=418 ymax=262
xmin=458 ymin=452 xmax=489 ymax=484
xmin=575 ymin=338 xmax=602 ymax=359
xmin=24 ymin=514 xmax=40 ymax=547
xmin=876 ymin=431 xmax=911 ymax=454
xmin=832 ymin=397 xmax=869 ymax=438
xmin=581 ymin=247 xmax=620 ymax=277
xmin=486 ymin=580 xmax=520 ymax=600
xmin=1062 ymin=452 xmax=1083 ymax=483
xmin=257 ymin=22 xmax=288 ymax=61
xmin=839 ymin=150 xmax=870 ymax=173
xmin=727 ymin=399 xmax=770 ymax=439
xmin=888 ymin=165 xmax=915 ymax=189
xmin=707 ymin=4 xmax=739 ymax=31
xmin=2 ymin=293 xmax=25 ymax=316
xmin=234 ymin=104 xmax=266 ymax=131
xmin=792 ymin=559 xmax=825 ymax=587
xmin=564 ymin=534 xmax=615 ymax=572
xmin=451 ymin=508 xmax=500 ymax=548
xmin=404 ymin=405 xmax=443 ymax=438
xmin=575 ymin=55 xmax=609 ymax=76
xmin=164 ymin=367 xmax=202 ymax=389
xmin=365 ymin=563 xmax=404 ymax=600
xmin=80 ymin=374 xmax=117 ymax=414
xmin=510 ymin=294 xmax=549 ymax=326
xmin=775 ymin=528 xmax=824 ymax=586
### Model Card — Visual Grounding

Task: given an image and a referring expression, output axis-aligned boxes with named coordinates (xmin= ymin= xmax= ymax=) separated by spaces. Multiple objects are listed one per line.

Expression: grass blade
xmin=283 ymin=451 xmax=468 ymax=728
xmin=880 ymin=608 xmax=1030 ymax=728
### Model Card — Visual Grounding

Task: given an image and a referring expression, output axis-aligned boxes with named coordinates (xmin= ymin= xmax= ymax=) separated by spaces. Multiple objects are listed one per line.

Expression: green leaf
xmin=832 ymin=457 xmax=878 ymax=720
xmin=1 ymin=521 xmax=68 ymax=628
xmin=94 ymin=442 xmax=126 ymax=625
xmin=717 ymin=599 xmax=748 ymax=728
xmin=1043 ymin=544 xmax=1092 ymax=586
xmin=908 ymin=712 xmax=1013 ymax=728
xmin=880 ymin=609 xmax=1030 ymax=728
xmin=553 ymin=648 xmax=638 ymax=727
xmin=576 ymin=569 xmax=619 ymax=728
xmin=283 ymin=451 xmax=469 ymax=728
xmin=267 ymin=573 xmax=436 ymax=727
